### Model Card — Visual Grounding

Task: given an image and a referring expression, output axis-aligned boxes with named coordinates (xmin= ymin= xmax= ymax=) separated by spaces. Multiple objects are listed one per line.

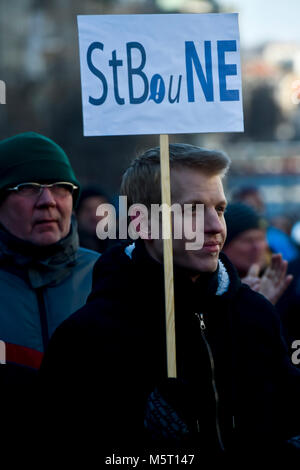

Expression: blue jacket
xmin=0 ymin=222 xmax=99 ymax=369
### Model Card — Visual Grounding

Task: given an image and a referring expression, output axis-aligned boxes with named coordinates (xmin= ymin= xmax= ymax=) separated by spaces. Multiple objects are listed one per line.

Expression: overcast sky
xmin=219 ymin=0 xmax=300 ymax=47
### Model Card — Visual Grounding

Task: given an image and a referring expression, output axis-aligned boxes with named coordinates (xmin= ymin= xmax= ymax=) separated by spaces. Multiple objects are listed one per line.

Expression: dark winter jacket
xmin=40 ymin=240 xmax=300 ymax=461
xmin=277 ymin=256 xmax=300 ymax=368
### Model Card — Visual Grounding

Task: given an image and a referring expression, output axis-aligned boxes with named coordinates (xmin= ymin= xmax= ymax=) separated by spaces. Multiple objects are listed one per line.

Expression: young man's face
xmin=145 ymin=167 xmax=227 ymax=275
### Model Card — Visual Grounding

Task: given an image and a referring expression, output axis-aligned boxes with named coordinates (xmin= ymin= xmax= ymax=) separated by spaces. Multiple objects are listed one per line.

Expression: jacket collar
xmin=0 ymin=216 xmax=79 ymax=288
xmin=126 ymin=240 xmax=233 ymax=298
xmin=87 ymin=240 xmax=241 ymax=306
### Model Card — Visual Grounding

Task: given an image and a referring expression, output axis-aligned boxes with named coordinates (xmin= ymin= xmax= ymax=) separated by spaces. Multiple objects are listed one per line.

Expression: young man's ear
xmin=128 ymin=204 xmax=151 ymax=240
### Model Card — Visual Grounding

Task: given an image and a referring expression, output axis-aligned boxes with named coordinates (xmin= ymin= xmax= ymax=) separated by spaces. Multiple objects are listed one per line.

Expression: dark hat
xmin=224 ymin=202 xmax=266 ymax=245
xmin=0 ymin=132 xmax=80 ymax=205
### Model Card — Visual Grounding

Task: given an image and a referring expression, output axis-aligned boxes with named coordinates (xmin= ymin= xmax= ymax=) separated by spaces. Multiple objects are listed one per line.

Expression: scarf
xmin=0 ymin=216 xmax=79 ymax=288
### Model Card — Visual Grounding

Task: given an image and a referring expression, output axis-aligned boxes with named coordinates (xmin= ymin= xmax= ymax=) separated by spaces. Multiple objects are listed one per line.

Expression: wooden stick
xmin=160 ymin=134 xmax=177 ymax=378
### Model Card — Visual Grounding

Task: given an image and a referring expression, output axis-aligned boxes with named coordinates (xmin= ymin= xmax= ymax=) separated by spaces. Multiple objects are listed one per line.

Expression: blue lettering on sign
xmin=109 ymin=50 xmax=125 ymax=105
xmin=168 ymin=75 xmax=182 ymax=103
xmin=185 ymin=41 xmax=213 ymax=102
xmin=86 ymin=39 xmax=239 ymax=106
xmin=127 ymin=42 xmax=149 ymax=104
xmin=149 ymin=74 xmax=165 ymax=103
xmin=87 ymin=42 xmax=108 ymax=105
xmin=217 ymin=40 xmax=239 ymax=101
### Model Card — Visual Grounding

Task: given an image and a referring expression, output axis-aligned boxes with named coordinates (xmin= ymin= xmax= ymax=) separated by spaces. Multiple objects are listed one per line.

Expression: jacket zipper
xmin=195 ymin=312 xmax=225 ymax=452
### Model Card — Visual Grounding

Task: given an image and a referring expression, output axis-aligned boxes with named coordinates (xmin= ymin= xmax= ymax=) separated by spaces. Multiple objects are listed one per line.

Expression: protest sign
xmin=78 ymin=13 xmax=243 ymax=136
xmin=78 ymin=13 xmax=244 ymax=378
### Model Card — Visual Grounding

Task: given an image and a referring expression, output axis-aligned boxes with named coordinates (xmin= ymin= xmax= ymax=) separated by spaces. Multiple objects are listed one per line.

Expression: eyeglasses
xmin=7 ymin=182 xmax=78 ymax=198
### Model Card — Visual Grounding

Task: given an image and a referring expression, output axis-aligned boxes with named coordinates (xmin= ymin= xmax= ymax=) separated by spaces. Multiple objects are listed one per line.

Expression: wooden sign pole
xmin=159 ymin=134 xmax=177 ymax=378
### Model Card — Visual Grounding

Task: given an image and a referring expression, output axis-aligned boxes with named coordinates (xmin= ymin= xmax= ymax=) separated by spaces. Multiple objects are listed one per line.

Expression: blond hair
xmin=120 ymin=143 xmax=230 ymax=208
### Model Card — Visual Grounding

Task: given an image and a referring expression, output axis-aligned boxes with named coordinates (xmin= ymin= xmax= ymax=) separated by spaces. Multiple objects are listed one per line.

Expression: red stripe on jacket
xmin=5 ymin=342 xmax=44 ymax=369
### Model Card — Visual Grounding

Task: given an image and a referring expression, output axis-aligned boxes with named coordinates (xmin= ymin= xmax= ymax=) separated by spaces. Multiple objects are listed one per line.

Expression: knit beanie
xmin=224 ymin=202 xmax=266 ymax=246
xmin=0 ymin=132 xmax=80 ymax=205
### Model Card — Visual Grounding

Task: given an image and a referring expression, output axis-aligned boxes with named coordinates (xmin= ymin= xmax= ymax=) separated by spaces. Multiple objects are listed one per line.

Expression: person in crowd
xmin=75 ymin=186 xmax=113 ymax=253
xmin=223 ymin=202 xmax=268 ymax=278
xmin=232 ymin=186 xmax=299 ymax=262
xmin=0 ymin=132 xmax=100 ymax=372
xmin=271 ymin=214 xmax=294 ymax=236
xmin=223 ymin=202 xmax=293 ymax=305
xmin=267 ymin=218 xmax=299 ymax=262
xmin=40 ymin=144 xmax=300 ymax=462
xmin=231 ymin=185 xmax=265 ymax=214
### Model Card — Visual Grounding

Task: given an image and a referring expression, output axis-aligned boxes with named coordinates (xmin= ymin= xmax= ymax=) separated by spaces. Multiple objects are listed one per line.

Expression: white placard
xmin=77 ymin=13 xmax=244 ymax=136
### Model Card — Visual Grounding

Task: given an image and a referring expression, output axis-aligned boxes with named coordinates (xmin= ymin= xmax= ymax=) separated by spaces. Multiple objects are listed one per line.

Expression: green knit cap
xmin=0 ymin=132 xmax=80 ymax=205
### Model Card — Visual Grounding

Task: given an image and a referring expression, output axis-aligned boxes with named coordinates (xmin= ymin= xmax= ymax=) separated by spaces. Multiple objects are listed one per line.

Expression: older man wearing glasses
xmin=0 ymin=132 xmax=99 ymax=372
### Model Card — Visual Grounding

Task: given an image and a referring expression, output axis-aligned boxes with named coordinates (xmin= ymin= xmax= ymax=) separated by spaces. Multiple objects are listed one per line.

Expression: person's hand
xmin=242 ymin=255 xmax=293 ymax=305
xmin=242 ymin=264 xmax=261 ymax=292
xmin=258 ymin=254 xmax=293 ymax=305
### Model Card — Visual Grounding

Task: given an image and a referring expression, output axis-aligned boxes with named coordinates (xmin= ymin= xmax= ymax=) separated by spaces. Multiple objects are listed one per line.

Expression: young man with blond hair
xmin=41 ymin=144 xmax=300 ymax=462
